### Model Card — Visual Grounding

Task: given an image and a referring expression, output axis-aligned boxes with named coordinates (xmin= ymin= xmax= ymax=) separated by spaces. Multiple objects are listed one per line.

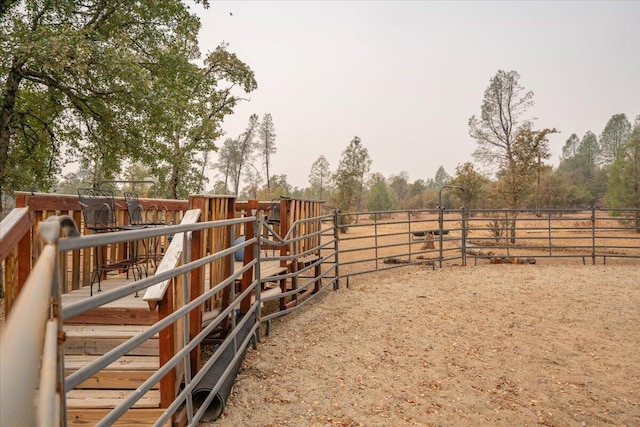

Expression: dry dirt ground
xmin=211 ymin=263 xmax=640 ymax=427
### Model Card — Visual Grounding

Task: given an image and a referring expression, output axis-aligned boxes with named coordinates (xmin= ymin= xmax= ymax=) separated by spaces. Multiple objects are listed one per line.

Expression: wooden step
xmin=67 ymin=408 xmax=170 ymax=426
xmin=66 ymin=389 xmax=160 ymax=409
xmin=65 ymin=307 xmax=158 ymax=325
xmin=64 ymin=325 xmax=159 ymax=356
xmin=65 ymin=354 xmax=159 ymax=390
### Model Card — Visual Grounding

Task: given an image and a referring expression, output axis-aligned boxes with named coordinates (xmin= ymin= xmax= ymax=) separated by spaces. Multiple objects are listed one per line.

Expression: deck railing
xmin=0 ymin=215 xmax=79 ymax=427
xmin=0 ymin=196 xmax=339 ymax=426
xmin=1 ymin=192 xmax=189 ymax=313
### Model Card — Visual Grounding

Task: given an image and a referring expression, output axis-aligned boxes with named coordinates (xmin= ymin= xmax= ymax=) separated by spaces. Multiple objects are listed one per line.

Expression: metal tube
xmin=0 ymin=244 xmax=57 ymax=427
xmin=38 ymin=319 xmax=60 ymax=427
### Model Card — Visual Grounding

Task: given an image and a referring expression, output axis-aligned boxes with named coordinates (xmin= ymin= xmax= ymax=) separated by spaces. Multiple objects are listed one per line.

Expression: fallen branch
xmin=489 ymin=257 xmax=536 ymax=265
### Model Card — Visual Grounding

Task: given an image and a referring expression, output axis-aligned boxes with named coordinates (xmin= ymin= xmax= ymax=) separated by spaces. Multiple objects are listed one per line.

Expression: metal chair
xmin=124 ymin=191 xmax=171 ymax=272
xmin=78 ymin=188 xmax=143 ymax=296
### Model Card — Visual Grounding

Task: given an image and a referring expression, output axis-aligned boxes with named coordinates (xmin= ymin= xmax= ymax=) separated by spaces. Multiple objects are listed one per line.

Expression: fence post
xmin=461 ymin=206 xmax=467 ymax=267
xmin=333 ymin=210 xmax=340 ymax=290
xmin=504 ymin=210 xmax=510 ymax=257
xmin=438 ymin=206 xmax=444 ymax=268
xmin=590 ymin=205 xmax=597 ymax=265
xmin=374 ymin=213 xmax=379 ymax=270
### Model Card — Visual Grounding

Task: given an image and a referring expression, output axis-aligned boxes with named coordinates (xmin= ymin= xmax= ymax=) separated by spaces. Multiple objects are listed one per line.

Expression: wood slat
xmin=65 ymin=308 xmax=158 ymax=325
xmin=143 ymin=209 xmax=201 ymax=306
xmin=64 ymin=338 xmax=158 ymax=356
xmin=66 ymin=389 xmax=160 ymax=409
xmin=65 ymin=355 xmax=158 ymax=371
xmin=65 ymin=369 xmax=158 ymax=390
xmin=67 ymin=408 xmax=170 ymax=426
xmin=65 ymin=324 xmax=160 ymax=338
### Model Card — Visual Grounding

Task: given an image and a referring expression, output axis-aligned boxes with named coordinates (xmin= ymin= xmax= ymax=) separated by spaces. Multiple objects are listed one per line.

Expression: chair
xmin=124 ymin=191 xmax=171 ymax=272
xmin=124 ymin=191 xmax=169 ymax=226
xmin=78 ymin=188 xmax=143 ymax=296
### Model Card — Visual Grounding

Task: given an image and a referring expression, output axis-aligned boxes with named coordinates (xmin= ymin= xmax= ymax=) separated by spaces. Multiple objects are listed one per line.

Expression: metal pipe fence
xmin=3 ymin=204 xmax=639 ymax=425
xmin=0 ymin=209 xmax=340 ymax=426
xmin=337 ymin=207 xmax=640 ymax=280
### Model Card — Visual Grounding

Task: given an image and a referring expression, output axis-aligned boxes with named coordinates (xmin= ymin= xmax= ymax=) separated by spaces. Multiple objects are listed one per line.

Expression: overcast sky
xmin=191 ymin=1 xmax=639 ymax=189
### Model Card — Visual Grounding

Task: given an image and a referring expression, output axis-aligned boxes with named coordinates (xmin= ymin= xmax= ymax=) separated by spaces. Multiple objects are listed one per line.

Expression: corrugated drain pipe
xmin=192 ymin=312 xmax=256 ymax=422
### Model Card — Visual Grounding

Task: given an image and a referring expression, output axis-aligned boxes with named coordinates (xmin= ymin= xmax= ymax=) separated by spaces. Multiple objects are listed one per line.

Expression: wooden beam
xmin=0 ymin=207 xmax=33 ymax=263
xmin=143 ymin=209 xmax=201 ymax=308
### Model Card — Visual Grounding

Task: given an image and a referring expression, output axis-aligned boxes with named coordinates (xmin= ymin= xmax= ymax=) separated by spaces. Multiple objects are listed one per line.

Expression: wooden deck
xmin=61 ymin=274 xmax=163 ymax=426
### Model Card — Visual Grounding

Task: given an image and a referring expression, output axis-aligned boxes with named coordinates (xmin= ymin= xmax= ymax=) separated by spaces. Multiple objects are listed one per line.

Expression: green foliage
xmin=388 ymin=171 xmax=409 ymax=208
xmin=258 ymin=113 xmax=277 ymax=189
xmin=599 ymin=113 xmax=631 ymax=165
xmin=606 ymin=119 xmax=640 ymax=214
xmin=450 ymin=162 xmax=490 ymax=208
xmin=256 ymin=174 xmax=292 ymax=201
xmin=1 ymin=1 xmax=256 ymax=200
xmin=212 ymin=115 xmax=260 ymax=196
xmin=366 ymin=173 xmax=392 ymax=214
xmin=308 ymin=155 xmax=332 ymax=201
xmin=556 ymin=131 xmax=606 ymax=206
xmin=433 ymin=166 xmax=451 ymax=188
xmin=332 ymin=136 xmax=371 ymax=213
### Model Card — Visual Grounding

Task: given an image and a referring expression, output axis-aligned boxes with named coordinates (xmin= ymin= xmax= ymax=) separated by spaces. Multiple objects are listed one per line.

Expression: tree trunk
xmin=0 ymin=64 xmax=24 ymax=192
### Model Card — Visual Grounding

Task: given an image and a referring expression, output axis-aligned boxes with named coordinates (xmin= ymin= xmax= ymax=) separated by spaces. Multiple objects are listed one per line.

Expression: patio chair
xmin=124 ymin=191 xmax=172 ymax=271
xmin=78 ymin=188 xmax=144 ymax=296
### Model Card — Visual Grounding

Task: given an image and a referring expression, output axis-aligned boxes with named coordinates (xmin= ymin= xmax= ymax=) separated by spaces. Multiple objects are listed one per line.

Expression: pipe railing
xmin=337 ymin=206 xmax=640 ymax=280
xmin=1 ymin=206 xmax=341 ymax=426
xmin=4 ymin=201 xmax=639 ymax=426
xmin=0 ymin=215 xmax=79 ymax=427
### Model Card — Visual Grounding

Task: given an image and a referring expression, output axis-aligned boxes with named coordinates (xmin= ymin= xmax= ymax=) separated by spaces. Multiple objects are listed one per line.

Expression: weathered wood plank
xmin=66 ymin=389 xmax=160 ymax=409
xmin=65 ymin=308 xmax=158 ymax=325
xmin=64 ymin=369 xmax=158 ymax=390
xmin=143 ymin=209 xmax=201 ymax=307
xmin=67 ymin=408 xmax=170 ymax=426
xmin=64 ymin=355 xmax=158 ymax=371
xmin=0 ymin=207 xmax=33 ymax=262
xmin=64 ymin=337 xmax=158 ymax=356
xmin=64 ymin=325 xmax=160 ymax=338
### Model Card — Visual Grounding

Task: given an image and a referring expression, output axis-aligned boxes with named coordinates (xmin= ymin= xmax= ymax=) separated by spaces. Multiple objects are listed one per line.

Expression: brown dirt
xmin=211 ymin=264 xmax=640 ymax=426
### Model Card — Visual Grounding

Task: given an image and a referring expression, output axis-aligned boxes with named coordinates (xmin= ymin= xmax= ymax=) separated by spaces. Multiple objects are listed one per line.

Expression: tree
xmin=607 ymin=116 xmax=640 ymax=230
xmin=556 ymin=131 xmax=605 ymax=206
xmin=469 ymin=70 xmax=535 ymax=174
xmin=332 ymin=136 xmax=371 ymax=228
xmin=433 ymin=166 xmax=452 ymax=188
xmin=469 ymin=70 xmax=556 ymax=241
xmin=388 ymin=171 xmax=409 ymax=208
xmin=600 ymin=113 xmax=631 ymax=164
xmin=1 ymin=1 xmax=189 ymax=195
xmin=0 ymin=1 xmax=255 ymax=201
xmin=258 ymin=113 xmax=277 ymax=189
xmin=256 ymin=174 xmax=292 ymax=200
xmin=222 ymin=114 xmax=259 ymax=195
xmin=494 ymin=126 xmax=556 ymax=240
xmin=149 ymin=44 xmax=257 ymax=199
xmin=449 ymin=162 xmax=489 ymax=208
xmin=366 ymin=173 xmax=392 ymax=216
xmin=308 ymin=155 xmax=331 ymax=200
xmin=562 ymin=133 xmax=580 ymax=160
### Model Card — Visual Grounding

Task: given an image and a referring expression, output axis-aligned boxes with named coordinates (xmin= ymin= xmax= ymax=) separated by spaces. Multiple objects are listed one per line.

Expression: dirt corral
xmin=212 ymin=264 xmax=640 ymax=426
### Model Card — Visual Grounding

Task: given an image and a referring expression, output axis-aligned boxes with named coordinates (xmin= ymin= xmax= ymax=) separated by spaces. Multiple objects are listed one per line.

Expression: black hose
xmin=192 ymin=312 xmax=256 ymax=422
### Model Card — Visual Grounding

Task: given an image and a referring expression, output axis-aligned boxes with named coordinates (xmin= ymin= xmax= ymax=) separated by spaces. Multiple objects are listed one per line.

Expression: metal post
xmin=438 ymin=206 xmax=444 ymax=268
xmin=461 ymin=206 xmax=467 ymax=267
xmin=374 ymin=213 xmax=379 ymax=270
xmin=333 ymin=210 xmax=340 ymax=290
xmin=590 ymin=205 xmax=597 ymax=265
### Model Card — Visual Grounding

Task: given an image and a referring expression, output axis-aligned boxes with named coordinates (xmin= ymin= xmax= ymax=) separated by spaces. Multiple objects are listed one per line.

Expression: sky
xmin=190 ymin=1 xmax=640 ymax=189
